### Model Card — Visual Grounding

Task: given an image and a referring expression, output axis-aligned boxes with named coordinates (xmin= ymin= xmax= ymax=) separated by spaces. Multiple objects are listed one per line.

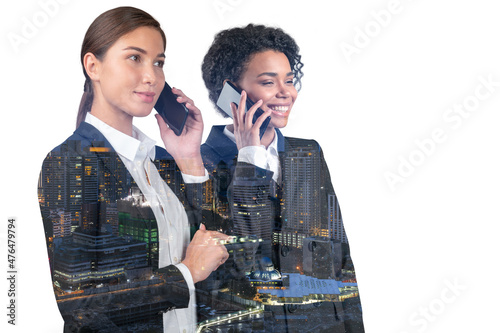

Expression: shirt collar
xmin=85 ymin=113 xmax=156 ymax=161
xmin=223 ymin=125 xmax=279 ymax=154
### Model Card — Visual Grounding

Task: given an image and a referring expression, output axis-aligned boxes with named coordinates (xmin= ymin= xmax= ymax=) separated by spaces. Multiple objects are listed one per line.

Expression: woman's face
xmin=237 ymin=50 xmax=298 ymax=129
xmin=93 ymin=26 xmax=165 ymax=120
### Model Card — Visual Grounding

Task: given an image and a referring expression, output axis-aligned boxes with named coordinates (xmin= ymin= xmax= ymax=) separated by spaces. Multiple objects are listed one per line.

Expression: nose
xmin=276 ymin=83 xmax=292 ymax=98
xmin=142 ymin=65 xmax=157 ymax=86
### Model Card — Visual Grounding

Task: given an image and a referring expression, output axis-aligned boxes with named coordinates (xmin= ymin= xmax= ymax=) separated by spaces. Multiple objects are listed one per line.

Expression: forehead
xmin=245 ymin=50 xmax=292 ymax=73
xmin=112 ymin=26 xmax=165 ymax=52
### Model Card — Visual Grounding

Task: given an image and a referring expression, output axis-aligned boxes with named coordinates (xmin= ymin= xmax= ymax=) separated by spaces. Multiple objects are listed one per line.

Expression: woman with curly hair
xmin=199 ymin=24 xmax=365 ymax=332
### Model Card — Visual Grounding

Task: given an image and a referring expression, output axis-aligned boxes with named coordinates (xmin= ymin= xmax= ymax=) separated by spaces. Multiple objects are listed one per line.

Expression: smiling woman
xmin=234 ymin=50 xmax=298 ymax=145
xmin=199 ymin=24 xmax=365 ymax=332
xmin=37 ymin=6 xmax=229 ymax=333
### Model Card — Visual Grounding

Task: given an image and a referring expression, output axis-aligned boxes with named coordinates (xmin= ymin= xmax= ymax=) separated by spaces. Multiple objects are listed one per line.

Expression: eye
xmin=128 ymin=54 xmax=140 ymax=62
xmin=154 ymin=60 xmax=164 ymax=68
xmin=260 ymin=81 xmax=274 ymax=86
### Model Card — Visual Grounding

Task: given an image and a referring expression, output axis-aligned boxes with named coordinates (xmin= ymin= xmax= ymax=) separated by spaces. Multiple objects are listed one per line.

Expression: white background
xmin=1 ymin=0 xmax=499 ymax=332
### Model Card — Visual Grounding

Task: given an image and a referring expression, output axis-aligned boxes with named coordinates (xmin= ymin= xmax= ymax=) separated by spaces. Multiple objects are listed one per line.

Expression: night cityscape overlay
xmin=38 ymin=137 xmax=363 ymax=332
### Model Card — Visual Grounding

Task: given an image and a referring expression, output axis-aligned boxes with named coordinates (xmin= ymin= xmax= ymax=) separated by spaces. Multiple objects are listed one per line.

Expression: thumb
xmin=199 ymin=223 xmax=206 ymax=231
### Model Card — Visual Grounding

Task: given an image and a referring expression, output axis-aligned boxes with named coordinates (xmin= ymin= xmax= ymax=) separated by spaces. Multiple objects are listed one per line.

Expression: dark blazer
xmin=38 ymin=122 xmax=203 ymax=332
xmin=198 ymin=125 xmax=365 ymax=332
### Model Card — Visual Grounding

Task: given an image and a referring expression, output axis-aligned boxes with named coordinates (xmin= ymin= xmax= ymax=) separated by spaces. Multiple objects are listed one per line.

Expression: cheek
xmin=242 ymin=85 xmax=265 ymax=103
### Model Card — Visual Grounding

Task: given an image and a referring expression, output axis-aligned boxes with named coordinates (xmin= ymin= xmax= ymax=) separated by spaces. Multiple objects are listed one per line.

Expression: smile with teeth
xmin=270 ymin=105 xmax=289 ymax=113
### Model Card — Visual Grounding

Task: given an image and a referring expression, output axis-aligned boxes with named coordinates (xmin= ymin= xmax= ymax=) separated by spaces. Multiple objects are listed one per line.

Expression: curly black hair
xmin=202 ymin=24 xmax=304 ymax=118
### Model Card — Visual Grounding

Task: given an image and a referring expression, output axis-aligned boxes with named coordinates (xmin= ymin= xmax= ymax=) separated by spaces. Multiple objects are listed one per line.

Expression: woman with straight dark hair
xmin=38 ymin=7 xmax=229 ymax=332
xmin=199 ymin=24 xmax=365 ymax=332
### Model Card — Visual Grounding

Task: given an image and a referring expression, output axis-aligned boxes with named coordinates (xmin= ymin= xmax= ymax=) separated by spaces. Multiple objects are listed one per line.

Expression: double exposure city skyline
xmin=38 ymin=137 xmax=363 ymax=332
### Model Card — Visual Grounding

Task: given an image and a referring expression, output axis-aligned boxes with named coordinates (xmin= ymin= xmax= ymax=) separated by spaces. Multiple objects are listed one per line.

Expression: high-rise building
xmin=327 ymin=194 xmax=347 ymax=243
xmin=153 ymin=156 xmax=183 ymax=202
xmin=231 ymin=164 xmax=273 ymax=266
xmin=39 ymin=140 xmax=83 ymax=223
xmin=39 ymin=140 xmax=129 ymax=226
xmin=117 ymin=192 xmax=159 ymax=269
xmin=282 ymin=139 xmax=321 ymax=236
xmin=49 ymin=208 xmax=72 ymax=238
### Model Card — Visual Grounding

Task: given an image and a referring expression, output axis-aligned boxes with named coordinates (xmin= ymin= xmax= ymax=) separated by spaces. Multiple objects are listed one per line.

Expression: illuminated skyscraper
xmin=282 ymin=139 xmax=321 ymax=237
xmin=49 ymin=209 xmax=72 ymax=238
xmin=117 ymin=192 xmax=159 ymax=269
xmin=39 ymin=140 xmax=129 ymax=227
xmin=231 ymin=164 xmax=273 ymax=271
xmin=328 ymin=194 xmax=347 ymax=243
xmin=39 ymin=140 xmax=84 ymax=224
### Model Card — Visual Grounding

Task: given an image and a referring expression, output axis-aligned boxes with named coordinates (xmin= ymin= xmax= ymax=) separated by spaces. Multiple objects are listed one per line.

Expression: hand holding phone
xmin=216 ymin=81 xmax=271 ymax=140
xmin=154 ymin=81 xmax=189 ymax=136
xmin=155 ymin=87 xmax=206 ymax=177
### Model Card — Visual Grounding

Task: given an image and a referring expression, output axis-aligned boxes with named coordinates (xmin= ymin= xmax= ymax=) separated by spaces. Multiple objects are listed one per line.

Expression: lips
xmin=135 ymin=91 xmax=156 ymax=103
xmin=268 ymin=104 xmax=291 ymax=114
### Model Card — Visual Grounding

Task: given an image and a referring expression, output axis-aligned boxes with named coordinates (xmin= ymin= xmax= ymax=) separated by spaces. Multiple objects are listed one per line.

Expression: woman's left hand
xmin=155 ymin=87 xmax=205 ymax=176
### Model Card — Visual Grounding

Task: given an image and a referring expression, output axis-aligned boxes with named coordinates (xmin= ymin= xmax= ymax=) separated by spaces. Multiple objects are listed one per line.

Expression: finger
xmin=237 ymin=90 xmax=248 ymax=126
xmin=245 ymin=99 xmax=264 ymax=131
xmin=181 ymin=103 xmax=203 ymax=135
xmin=155 ymin=114 xmax=175 ymax=137
xmin=230 ymin=103 xmax=239 ymax=129
xmin=219 ymin=254 xmax=229 ymax=265
xmin=252 ymin=106 xmax=272 ymax=129
xmin=185 ymin=102 xmax=202 ymax=120
xmin=211 ymin=232 xmax=234 ymax=244
xmin=172 ymin=87 xmax=194 ymax=105
xmin=176 ymin=95 xmax=194 ymax=106
xmin=199 ymin=223 xmax=206 ymax=231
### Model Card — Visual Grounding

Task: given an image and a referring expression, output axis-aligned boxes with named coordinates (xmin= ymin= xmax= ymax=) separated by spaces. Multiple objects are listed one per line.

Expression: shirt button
xmin=174 ymin=257 xmax=178 ymax=263
xmin=183 ymin=330 xmax=186 ymax=333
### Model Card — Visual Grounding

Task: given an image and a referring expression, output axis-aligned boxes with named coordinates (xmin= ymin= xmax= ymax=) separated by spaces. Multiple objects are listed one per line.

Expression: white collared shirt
xmin=85 ymin=113 xmax=200 ymax=333
xmin=223 ymin=125 xmax=281 ymax=183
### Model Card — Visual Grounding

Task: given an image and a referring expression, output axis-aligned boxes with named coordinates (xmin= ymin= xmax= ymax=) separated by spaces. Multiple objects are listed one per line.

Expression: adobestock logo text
xmin=384 ymin=74 xmax=499 ymax=191
xmin=7 ymin=0 xmax=70 ymax=53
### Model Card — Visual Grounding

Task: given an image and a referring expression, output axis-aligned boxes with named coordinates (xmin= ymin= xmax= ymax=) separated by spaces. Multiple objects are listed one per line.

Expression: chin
xmin=271 ymin=119 xmax=289 ymax=129
xmin=131 ymin=108 xmax=154 ymax=118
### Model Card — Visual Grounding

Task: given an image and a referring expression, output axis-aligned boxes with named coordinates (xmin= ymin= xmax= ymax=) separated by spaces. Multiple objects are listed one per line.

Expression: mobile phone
xmin=154 ymin=81 xmax=189 ymax=136
xmin=216 ymin=81 xmax=271 ymax=139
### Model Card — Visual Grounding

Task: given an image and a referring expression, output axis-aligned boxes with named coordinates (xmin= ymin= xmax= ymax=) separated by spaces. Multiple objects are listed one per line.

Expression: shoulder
xmin=283 ymin=135 xmax=322 ymax=152
xmin=201 ymin=125 xmax=239 ymax=172
xmin=42 ymin=123 xmax=114 ymax=160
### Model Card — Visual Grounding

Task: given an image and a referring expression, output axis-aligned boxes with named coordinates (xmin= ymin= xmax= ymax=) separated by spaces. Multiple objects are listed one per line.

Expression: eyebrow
xmin=257 ymin=71 xmax=294 ymax=78
xmin=123 ymin=46 xmax=165 ymax=58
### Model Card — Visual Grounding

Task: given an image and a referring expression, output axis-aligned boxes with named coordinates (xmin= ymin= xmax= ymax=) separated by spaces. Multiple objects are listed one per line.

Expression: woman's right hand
xmin=155 ymin=87 xmax=205 ymax=177
xmin=230 ymin=90 xmax=272 ymax=150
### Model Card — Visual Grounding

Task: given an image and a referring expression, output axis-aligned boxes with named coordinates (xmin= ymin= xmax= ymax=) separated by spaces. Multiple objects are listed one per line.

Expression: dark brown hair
xmin=76 ymin=6 xmax=166 ymax=128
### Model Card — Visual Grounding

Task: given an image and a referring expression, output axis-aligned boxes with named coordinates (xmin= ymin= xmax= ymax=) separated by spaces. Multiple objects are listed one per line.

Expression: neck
xmin=90 ymin=97 xmax=134 ymax=137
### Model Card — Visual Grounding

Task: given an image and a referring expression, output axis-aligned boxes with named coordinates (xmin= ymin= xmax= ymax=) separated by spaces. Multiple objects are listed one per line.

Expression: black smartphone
xmin=216 ymin=81 xmax=271 ymax=139
xmin=154 ymin=81 xmax=189 ymax=136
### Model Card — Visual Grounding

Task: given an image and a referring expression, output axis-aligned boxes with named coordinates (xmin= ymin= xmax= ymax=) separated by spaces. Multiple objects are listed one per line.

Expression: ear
xmin=222 ymin=79 xmax=237 ymax=88
xmin=83 ymin=52 xmax=101 ymax=81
